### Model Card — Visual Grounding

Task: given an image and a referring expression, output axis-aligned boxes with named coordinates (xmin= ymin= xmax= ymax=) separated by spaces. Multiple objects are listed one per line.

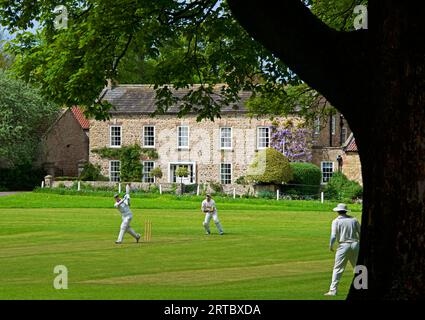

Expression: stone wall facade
xmin=89 ymin=113 xmax=279 ymax=186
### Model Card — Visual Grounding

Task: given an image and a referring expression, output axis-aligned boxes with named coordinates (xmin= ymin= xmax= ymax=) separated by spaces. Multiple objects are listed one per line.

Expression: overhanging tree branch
xmin=227 ymin=0 xmax=370 ymax=115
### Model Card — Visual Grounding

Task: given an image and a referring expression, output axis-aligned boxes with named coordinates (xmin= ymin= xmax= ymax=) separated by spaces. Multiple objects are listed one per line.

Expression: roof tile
xmin=71 ymin=106 xmax=90 ymax=129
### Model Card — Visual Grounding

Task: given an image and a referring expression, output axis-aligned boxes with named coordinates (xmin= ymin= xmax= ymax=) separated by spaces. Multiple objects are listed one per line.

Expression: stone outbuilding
xmin=35 ymin=107 xmax=90 ymax=177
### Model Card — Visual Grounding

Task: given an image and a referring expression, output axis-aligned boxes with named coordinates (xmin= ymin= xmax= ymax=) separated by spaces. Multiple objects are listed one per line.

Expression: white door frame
xmin=168 ymin=162 xmax=196 ymax=184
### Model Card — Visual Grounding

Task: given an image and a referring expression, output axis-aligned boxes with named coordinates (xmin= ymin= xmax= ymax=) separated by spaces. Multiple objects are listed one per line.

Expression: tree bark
xmin=228 ymin=0 xmax=425 ymax=299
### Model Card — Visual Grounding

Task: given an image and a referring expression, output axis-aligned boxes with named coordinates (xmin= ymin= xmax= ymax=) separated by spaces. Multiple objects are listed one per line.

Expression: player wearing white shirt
xmin=324 ymin=203 xmax=361 ymax=296
xmin=201 ymin=194 xmax=224 ymax=235
xmin=114 ymin=193 xmax=141 ymax=244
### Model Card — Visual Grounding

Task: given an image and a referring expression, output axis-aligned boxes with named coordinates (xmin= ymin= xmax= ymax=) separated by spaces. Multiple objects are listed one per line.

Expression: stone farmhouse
xmin=86 ymin=85 xmax=362 ymax=190
xmin=89 ymin=85 xmax=275 ymax=193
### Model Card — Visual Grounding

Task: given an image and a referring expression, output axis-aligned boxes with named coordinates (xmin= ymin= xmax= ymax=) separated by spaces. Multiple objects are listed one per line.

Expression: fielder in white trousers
xmin=114 ymin=193 xmax=141 ymax=244
xmin=201 ymin=194 xmax=224 ymax=235
xmin=325 ymin=203 xmax=361 ymax=296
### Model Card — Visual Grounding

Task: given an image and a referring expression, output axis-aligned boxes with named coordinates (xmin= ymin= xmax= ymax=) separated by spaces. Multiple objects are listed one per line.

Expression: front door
xmin=170 ymin=163 xmax=195 ymax=184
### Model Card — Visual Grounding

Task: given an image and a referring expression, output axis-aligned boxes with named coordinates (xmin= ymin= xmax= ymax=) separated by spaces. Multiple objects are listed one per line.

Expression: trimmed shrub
xmin=324 ymin=172 xmax=363 ymax=201
xmin=247 ymin=148 xmax=293 ymax=184
xmin=283 ymin=162 xmax=322 ymax=196
xmin=149 ymin=167 xmax=163 ymax=180
xmin=289 ymin=162 xmax=322 ymax=185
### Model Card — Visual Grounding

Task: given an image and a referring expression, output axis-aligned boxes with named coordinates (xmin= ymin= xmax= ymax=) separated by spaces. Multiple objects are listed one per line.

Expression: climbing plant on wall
xmin=92 ymin=144 xmax=158 ymax=182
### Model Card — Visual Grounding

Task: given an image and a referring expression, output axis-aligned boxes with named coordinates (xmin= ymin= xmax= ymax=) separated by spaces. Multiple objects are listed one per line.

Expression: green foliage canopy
xmin=149 ymin=167 xmax=163 ymax=179
xmin=0 ymin=0 xmax=296 ymax=121
xmin=175 ymin=166 xmax=189 ymax=178
xmin=0 ymin=1 xmax=367 ymax=122
xmin=0 ymin=70 xmax=58 ymax=166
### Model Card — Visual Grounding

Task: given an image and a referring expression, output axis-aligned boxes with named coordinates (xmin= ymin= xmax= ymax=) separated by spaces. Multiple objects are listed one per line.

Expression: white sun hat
xmin=333 ymin=203 xmax=350 ymax=212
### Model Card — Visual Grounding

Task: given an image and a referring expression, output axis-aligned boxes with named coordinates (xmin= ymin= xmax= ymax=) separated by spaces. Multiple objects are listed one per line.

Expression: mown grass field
xmin=0 ymin=192 xmax=362 ymax=300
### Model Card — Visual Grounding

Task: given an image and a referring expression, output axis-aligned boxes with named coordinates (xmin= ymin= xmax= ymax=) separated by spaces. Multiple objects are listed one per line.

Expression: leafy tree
xmin=247 ymin=148 xmax=293 ymax=185
xmin=149 ymin=167 xmax=163 ymax=180
xmin=0 ymin=30 xmax=12 ymax=70
xmin=175 ymin=166 xmax=189 ymax=195
xmin=0 ymin=0 xmax=294 ymax=121
xmin=0 ymin=70 xmax=58 ymax=166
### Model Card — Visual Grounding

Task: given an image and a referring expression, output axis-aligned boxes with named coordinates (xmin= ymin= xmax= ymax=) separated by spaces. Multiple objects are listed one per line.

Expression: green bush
xmin=257 ymin=191 xmax=275 ymax=199
xmin=79 ymin=163 xmax=109 ymax=181
xmin=235 ymin=176 xmax=247 ymax=185
xmin=208 ymin=181 xmax=222 ymax=194
xmin=289 ymin=162 xmax=322 ymax=185
xmin=283 ymin=162 xmax=322 ymax=196
xmin=324 ymin=172 xmax=363 ymax=201
xmin=183 ymin=184 xmax=197 ymax=194
xmin=247 ymin=148 xmax=293 ymax=184
xmin=148 ymin=184 xmax=160 ymax=193
xmin=0 ymin=165 xmax=46 ymax=190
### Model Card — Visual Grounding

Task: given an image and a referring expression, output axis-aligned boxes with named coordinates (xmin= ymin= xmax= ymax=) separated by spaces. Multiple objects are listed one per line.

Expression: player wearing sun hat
xmin=324 ymin=203 xmax=361 ymax=296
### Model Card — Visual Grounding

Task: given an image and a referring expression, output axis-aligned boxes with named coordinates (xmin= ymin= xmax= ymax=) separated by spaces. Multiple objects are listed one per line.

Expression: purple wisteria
xmin=270 ymin=123 xmax=313 ymax=162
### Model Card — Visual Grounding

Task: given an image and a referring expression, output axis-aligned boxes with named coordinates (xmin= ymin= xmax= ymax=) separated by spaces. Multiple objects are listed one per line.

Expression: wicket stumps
xmin=144 ymin=220 xmax=152 ymax=242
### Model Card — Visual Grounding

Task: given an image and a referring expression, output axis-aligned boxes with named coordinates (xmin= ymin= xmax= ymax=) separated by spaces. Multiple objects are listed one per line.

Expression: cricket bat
xmin=125 ymin=184 xmax=131 ymax=207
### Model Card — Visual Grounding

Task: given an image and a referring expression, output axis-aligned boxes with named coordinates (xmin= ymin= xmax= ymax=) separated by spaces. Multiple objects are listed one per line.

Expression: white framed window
xmin=143 ymin=126 xmax=155 ymax=148
xmin=143 ymin=161 xmax=155 ymax=183
xmin=321 ymin=161 xmax=334 ymax=183
xmin=220 ymin=127 xmax=232 ymax=150
xmin=314 ymin=116 xmax=320 ymax=135
xmin=257 ymin=127 xmax=270 ymax=149
xmin=178 ymin=126 xmax=189 ymax=149
xmin=331 ymin=115 xmax=336 ymax=135
xmin=220 ymin=163 xmax=232 ymax=184
xmin=110 ymin=125 xmax=122 ymax=148
xmin=109 ymin=160 xmax=121 ymax=182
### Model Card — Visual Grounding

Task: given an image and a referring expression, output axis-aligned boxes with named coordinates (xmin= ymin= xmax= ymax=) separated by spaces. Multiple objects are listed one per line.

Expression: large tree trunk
xmin=348 ymin=1 xmax=425 ymax=299
xmin=228 ymin=0 xmax=425 ymax=298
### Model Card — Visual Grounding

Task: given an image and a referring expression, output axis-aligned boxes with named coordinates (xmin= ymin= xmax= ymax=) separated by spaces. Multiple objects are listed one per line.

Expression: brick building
xmin=310 ymin=110 xmax=362 ymax=185
xmin=36 ymin=107 xmax=90 ymax=176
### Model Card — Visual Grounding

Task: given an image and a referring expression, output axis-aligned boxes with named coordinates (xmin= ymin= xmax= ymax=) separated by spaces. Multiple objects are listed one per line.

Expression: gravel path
xmin=0 ymin=192 xmax=19 ymax=197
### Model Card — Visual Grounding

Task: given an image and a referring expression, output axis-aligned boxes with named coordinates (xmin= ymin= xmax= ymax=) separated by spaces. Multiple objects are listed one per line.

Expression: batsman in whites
xmin=114 ymin=186 xmax=141 ymax=244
